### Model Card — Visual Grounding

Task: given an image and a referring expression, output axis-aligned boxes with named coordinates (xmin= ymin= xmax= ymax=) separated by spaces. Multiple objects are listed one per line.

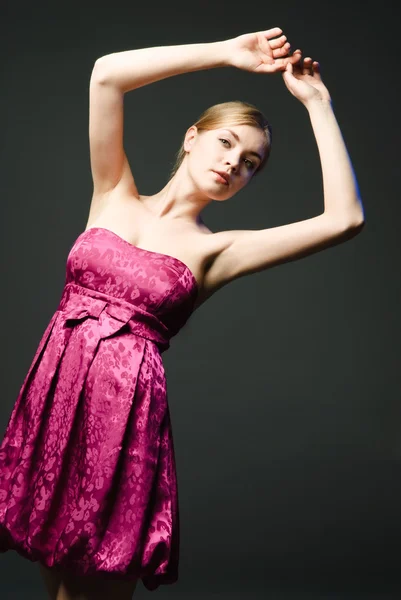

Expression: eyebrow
xmin=221 ymin=128 xmax=263 ymax=162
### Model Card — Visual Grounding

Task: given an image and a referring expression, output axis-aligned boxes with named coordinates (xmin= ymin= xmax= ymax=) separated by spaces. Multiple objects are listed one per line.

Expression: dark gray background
xmin=1 ymin=0 xmax=400 ymax=598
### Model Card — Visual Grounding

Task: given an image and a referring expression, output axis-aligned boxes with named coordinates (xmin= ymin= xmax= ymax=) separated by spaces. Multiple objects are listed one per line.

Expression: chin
xmin=210 ymin=191 xmax=233 ymax=202
xmin=196 ymin=171 xmax=233 ymax=200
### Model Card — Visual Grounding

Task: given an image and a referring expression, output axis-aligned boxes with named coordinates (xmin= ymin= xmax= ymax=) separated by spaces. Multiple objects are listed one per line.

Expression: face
xmin=183 ymin=123 xmax=266 ymax=200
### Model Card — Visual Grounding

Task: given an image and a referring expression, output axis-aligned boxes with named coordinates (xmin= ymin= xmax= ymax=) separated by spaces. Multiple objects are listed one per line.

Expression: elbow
xmin=349 ymin=196 xmax=365 ymax=231
xmin=328 ymin=202 xmax=366 ymax=236
xmin=346 ymin=218 xmax=365 ymax=238
xmin=91 ymin=55 xmax=115 ymax=85
xmin=343 ymin=210 xmax=365 ymax=234
xmin=334 ymin=215 xmax=365 ymax=242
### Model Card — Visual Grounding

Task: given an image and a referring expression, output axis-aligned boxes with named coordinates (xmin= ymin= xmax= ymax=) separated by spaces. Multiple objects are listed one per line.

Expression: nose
xmin=225 ymin=160 xmax=238 ymax=173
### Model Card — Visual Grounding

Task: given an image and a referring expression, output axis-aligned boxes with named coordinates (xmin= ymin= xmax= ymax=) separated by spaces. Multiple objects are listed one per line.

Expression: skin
xmin=83 ymin=51 xmax=363 ymax=309
xmin=145 ymin=54 xmax=332 ymax=226
xmin=184 ymin=124 xmax=267 ymax=197
xmin=36 ymin=27 xmax=364 ymax=600
xmin=143 ymin=123 xmax=268 ymax=222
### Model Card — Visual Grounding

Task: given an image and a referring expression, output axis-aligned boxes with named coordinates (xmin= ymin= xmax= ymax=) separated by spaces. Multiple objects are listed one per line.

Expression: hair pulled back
xmin=168 ymin=100 xmax=272 ymax=179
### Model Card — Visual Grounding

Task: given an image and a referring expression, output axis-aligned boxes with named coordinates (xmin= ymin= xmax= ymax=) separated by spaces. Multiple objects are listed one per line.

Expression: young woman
xmin=0 ymin=27 xmax=364 ymax=600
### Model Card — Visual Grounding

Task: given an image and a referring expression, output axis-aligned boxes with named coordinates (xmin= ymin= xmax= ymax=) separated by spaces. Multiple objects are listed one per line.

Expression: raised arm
xmin=88 ymin=29 xmax=298 ymax=197
xmin=89 ymin=41 xmax=228 ymax=197
xmin=203 ymin=57 xmax=365 ymax=295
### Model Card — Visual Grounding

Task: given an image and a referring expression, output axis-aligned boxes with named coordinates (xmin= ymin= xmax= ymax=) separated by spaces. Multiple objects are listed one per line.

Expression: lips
xmin=213 ymin=170 xmax=229 ymax=185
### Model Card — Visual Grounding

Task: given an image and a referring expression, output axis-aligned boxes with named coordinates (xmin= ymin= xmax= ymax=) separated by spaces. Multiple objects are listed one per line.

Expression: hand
xmin=225 ymin=27 xmax=302 ymax=74
xmin=282 ymin=57 xmax=331 ymax=107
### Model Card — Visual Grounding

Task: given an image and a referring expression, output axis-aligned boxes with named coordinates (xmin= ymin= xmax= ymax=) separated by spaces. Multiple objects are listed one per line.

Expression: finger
xmin=282 ymin=61 xmax=295 ymax=80
xmin=257 ymin=32 xmax=279 ymax=63
xmin=272 ymin=42 xmax=291 ymax=57
xmin=269 ymin=35 xmax=288 ymax=50
xmin=290 ymin=49 xmax=302 ymax=64
xmin=269 ymin=56 xmax=293 ymax=71
xmin=274 ymin=53 xmax=303 ymax=71
xmin=312 ymin=61 xmax=322 ymax=78
xmin=284 ymin=62 xmax=294 ymax=75
xmin=303 ymin=56 xmax=313 ymax=75
xmin=261 ymin=27 xmax=283 ymax=40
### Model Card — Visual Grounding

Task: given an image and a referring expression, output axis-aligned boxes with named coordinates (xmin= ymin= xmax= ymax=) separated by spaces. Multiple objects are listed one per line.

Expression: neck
xmin=147 ymin=167 xmax=211 ymax=224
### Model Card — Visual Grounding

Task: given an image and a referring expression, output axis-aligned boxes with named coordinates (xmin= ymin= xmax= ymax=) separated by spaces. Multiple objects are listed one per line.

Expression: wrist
xmin=213 ymin=40 xmax=233 ymax=67
xmin=305 ymin=96 xmax=333 ymax=114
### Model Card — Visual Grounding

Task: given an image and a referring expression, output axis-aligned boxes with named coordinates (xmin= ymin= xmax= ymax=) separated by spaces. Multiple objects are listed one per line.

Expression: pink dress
xmin=0 ymin=227 xmax=198 ymax=591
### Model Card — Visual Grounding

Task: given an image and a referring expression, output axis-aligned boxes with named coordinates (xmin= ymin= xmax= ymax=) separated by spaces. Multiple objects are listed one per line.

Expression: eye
xmin=219 ymin=138 xmax=255 ymax=170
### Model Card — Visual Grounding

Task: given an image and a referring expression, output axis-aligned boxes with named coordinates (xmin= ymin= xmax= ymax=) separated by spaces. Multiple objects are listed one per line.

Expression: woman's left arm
xmin=292 ymin=58 xmax=364 ymax=227
xmin=201 ymin=57 xmax=365 ymax=295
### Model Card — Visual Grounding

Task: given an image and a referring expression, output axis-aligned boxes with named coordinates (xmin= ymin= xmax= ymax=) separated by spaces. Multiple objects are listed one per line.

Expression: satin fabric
xmin=0 ymin=227 xmax=198 ymax=590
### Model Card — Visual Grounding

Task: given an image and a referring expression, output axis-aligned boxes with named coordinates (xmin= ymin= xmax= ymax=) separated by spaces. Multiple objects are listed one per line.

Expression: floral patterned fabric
xmin=0 ymin=227 xmax=198 ymax=590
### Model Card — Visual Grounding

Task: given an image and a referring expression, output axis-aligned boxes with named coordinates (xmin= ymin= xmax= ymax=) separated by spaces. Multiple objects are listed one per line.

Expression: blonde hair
xmin=168 ymin=100 xmax=272 ymax=180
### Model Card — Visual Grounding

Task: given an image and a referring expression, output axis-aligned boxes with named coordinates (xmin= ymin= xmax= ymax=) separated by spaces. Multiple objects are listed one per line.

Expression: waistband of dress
xmin=57 ymin=282 xmax=170 ymax=351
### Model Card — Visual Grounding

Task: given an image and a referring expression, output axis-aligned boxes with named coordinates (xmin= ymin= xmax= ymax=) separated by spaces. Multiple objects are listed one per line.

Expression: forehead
xmin=218 ymin=123 xmax=263 ymax=139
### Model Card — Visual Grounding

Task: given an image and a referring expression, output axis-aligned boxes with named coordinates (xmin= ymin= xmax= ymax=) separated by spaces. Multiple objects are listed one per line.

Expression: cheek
xmin=194 ymin=144 xmax=210 ymax=163
xmin=238 ymin=173 xmax=253 ymax=189
xmin=188 ymin=146 xmax=205 ymax=169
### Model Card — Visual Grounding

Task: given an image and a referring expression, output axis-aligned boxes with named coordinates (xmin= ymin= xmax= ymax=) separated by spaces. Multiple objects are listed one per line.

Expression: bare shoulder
xmin=84 ymin=188 xmax=238 ymax=310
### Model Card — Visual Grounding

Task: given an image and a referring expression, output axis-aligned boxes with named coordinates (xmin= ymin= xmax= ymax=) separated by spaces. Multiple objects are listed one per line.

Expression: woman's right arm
xmin=89 ymin=41 xmax=230 ymax=196
xmin=89 ymin=29 xmax=297 ymax=197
